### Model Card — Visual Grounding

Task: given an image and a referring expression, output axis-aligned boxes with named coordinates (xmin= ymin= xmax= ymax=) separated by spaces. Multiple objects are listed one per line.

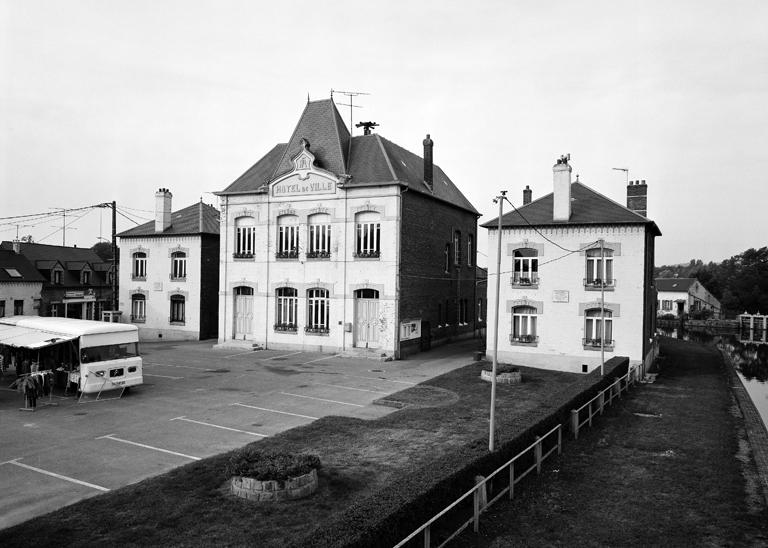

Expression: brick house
xmin=215 ymin=98 xmax=479 ymax=358
xmin=118 ymin=190 xmax=220 ymax=340
xmin=482 ymin=156 xmax=661 ymax=373
xmin=0 ymin=240 xmax=115 ymax=319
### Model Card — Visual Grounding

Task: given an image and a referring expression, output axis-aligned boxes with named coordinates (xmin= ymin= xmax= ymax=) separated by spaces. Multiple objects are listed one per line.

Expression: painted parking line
xmin=310 ymin=382 xmax=389 ymax=394
xmin=96 ymin=434 xmax=200 ymax=460
xmin=265 ymin=351 xmax=303 ymax=360
xmin=231 ymin=402 xmax=319 ymax=420
xmin=143 ymin=373 xmax=184 ymax=380
xmin=280 ymin=392 xmax=364 ymax=407
xmin=144 ymin=362 xmax=214 ymax=371
xmin=170 ymin=416 xmax=268 ymax=437
xmin=4 ymin=459 xmax=109 ymax=492
xmin=301 ymin=355 xmax=339 ymax=365
xmin=333 ymin=373 xmax=417 ymax=386
xmin=222 ymin=349 xmax=258 ymax=359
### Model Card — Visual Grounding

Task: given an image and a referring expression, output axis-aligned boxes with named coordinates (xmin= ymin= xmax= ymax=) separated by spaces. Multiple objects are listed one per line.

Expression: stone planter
xmin=480 ymin=369 xmax=522 ymax=385
xmin=230 ymin=468 xmax=318 ymax=502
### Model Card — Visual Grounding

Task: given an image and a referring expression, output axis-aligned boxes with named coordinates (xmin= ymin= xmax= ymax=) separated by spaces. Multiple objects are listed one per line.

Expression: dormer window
xmin=53 ymin=270 xmax=62 ymax=284
xmin=81 ymin=270 xmax=91 ymax=285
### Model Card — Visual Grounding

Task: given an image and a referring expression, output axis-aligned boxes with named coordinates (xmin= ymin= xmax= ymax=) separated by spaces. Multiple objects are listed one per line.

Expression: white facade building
xmin=216 ymin=99 xmax=479 ymax=357
xmin=656 ymin=277 xmax=721 ymax=319
xmin=118 ymin=190 xmax=220 ymax=341
xmin=483 ymin=156 xmax=661 ymax=373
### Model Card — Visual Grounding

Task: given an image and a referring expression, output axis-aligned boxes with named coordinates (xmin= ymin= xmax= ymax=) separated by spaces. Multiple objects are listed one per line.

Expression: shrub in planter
xmin=225 ymin=448 xmax=321 ymax=482
xmin=481 ymin=363 xmax=519 ymax=374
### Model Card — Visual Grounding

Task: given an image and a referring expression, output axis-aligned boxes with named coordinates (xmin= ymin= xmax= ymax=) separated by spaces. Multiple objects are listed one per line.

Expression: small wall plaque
xmin=552 ymin=290 xmax=569 ymax=303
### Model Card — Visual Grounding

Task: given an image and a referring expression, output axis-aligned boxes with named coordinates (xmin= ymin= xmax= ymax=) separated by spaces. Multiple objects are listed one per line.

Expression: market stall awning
xmin=0 ymin=325 xmax=76 ymax=349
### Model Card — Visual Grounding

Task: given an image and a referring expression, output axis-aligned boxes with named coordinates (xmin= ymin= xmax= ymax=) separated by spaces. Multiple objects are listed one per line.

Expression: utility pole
xmin=489 ymin=190 xmax=506 ymax=452
xmin=111 ymin=201 xmax=118 ymax=312
xmin=49 ymin=208 xmax=68 ymax=245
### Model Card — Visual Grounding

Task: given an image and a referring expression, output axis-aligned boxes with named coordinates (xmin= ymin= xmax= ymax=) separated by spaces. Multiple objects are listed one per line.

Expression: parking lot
xmin=0 ymin=339 xmax=477 ymax=530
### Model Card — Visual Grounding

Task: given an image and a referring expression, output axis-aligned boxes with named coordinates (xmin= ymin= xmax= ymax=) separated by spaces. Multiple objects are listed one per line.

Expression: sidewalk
xmin=456 ymin=337 xmax=768 ymax=547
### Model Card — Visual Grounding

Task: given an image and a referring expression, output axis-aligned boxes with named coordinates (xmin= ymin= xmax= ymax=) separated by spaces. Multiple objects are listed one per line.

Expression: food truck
xmin=0 ymin=316 xmax=142 ymax=394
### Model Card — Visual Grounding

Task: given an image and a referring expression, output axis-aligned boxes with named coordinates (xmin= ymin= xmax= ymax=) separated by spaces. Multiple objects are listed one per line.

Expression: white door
xmin=354 ymin=289 xmax=380 ymax=347
xmin=234 ymin=287 xmax=254 ymax=340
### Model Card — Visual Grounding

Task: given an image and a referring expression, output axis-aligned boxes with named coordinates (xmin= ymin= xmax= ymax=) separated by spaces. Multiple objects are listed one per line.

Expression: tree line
xmin=655 ymin=246 xmax=768 ymax=317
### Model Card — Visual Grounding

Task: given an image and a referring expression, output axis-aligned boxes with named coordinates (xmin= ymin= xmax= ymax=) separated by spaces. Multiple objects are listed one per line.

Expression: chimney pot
xmin=423 ymin=134 xmax=434 ymax=190
xmin=523 ymin=185 xmax=532 ymax=205
xmin=155 ymin=188 xmax=173 ymax=232
xmin=552 ymin=155 xmax=572 ymax=221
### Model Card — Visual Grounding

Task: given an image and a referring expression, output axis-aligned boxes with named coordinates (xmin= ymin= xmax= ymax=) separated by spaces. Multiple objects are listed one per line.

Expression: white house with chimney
xmin=118 ymin=189 xmax=220 ymax=340
xmin=215 ymin=99 xmax=479 ymax=357
xmin=482 ymin=156 xmax=661 ymax=373
xmin=656 ymin=277 xmax=721 ymax=319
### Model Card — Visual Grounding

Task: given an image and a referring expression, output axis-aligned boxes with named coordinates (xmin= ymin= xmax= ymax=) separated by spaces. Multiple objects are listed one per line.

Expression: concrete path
xmin=454 ymin=337 xmax=768 ymax=547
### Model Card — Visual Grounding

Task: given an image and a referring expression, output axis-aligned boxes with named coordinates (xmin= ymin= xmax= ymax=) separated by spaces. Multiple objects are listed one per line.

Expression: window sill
xmin=509 ymin=335 xmax=538 ymax=346
xmin=169 ymin=276 xmax=187 ymax=282
xmin=132 ymin=276 xmax=146 ymax=282
xmin=274 ymin=325 xmax=298 ymax=334
xmin=511 ymin=283 xmax=539 ymax=290
xmin=170 ymin=321 xmax=186 ymax=326
xmin=233 ymin=254 xmax=255 ymax=261
xmin=306 ymin=252 xmax=331 ymax=260
xmin=583 ymin=345 xmax=614 ymax=352
xmin=305 ymin=328 xmax=330 ymax=336
xmin=131 ymin=317 xmax=146 ymax=324
xmin=585 ymin=285 xmax=615 ymax=292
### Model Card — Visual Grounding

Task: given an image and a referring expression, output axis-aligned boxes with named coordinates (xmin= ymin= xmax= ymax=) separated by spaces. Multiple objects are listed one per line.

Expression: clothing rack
xmin=18 ymin=370 xmax=58 ymax=412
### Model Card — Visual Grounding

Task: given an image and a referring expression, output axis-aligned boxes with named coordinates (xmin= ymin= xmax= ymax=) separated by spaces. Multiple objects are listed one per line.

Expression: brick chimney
xmin=523 ymin=185 xmax=532 ymax=205
xmin=12 ymin=239 xmax=20 ymax=254
xmin=627 ymin=180 xmax=648 ymax=217
xmin=155 ymin=188 xmax=173 ymax=232
xmin=552 ymin=154 xmax=572 ymax=221
xmin=423 ymin=134 xmax=434 ymax=191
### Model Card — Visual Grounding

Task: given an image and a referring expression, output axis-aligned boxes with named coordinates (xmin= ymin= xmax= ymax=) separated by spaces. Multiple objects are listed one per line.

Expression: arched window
xmin=307 ymin=213 xmax=331 ymax=258
xmin=355 ymin=212 xmax=380 ymax=258
xmin=131 ymin=294 xmax=146 ymax=322
xmin=354 ymin=288 xmax=379 ymax=299
xmin=584 ymin=309 xmax=613 ymax=347
xmin=171 ymin=251 xmax=186 ymax=280
xmin=454 ymin=231 xmax=461 ymax=266
xmin=511 ymin=305 xmax=537 ymax=343
xmin=306 ymin=288 xmax=329 ymax=333
xmin=276 ymin=215 xmax=299 ymax=258
xmin=275 ymin=287 xmax=298 ymax=330
xmin=132 ymin=252 xmax=147 ymax=279
xmin=170 ymin=295 xmax=185 ymax=324
xmin=513 ymin=248 xmax=538 ymax=285
xmin=235 ymin=217 xmax=256 ymax=258
xmin=585 ymin=248 xmax=614 ymax=288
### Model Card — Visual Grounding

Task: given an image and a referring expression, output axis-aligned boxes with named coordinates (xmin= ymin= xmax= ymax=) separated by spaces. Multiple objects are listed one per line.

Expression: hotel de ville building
xmin=215 ymin=99 xmax=480 ymax=358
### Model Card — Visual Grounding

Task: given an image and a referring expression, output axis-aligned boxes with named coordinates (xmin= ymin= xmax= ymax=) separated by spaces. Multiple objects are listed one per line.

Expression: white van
xmin=0 ymin=316 xmax=142 ymax=394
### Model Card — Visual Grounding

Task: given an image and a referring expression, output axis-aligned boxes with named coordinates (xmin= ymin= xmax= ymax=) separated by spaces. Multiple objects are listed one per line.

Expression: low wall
xmin=231 ymin=469 xmax=318 ymax=502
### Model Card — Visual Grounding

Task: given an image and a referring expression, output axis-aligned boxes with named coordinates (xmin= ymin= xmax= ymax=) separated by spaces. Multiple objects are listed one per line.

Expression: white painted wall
xmin=486 ymin=224 xmax=649 ymax=373
xmin=0 ymin=282 xmax=42 ymax=317
xmin=119 ymin=234 xmax=203 ymax=340
xmin=218 ymin=175 xmax=401 ymax=355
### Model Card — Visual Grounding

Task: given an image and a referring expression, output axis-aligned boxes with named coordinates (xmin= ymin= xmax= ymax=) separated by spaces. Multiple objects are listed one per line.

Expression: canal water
xmin=657 ymin=327 xmax=768 ymax=430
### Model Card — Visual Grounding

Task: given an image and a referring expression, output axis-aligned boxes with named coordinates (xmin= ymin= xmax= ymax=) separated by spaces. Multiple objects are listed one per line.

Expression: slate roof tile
xmin=118 ymin=202 xmax=219 ymax=238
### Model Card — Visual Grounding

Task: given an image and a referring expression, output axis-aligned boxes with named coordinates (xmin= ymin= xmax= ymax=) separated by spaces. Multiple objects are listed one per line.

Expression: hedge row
xmin=292 ymin=356 xmax=630 ymax=548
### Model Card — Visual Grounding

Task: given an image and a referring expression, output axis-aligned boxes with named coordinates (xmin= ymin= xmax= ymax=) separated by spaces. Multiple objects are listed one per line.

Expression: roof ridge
xmin=374 ymin=134 xmax=398 ymax=181
xmin=270 ymin=101 xmax=312 ymax=181
xmin=328 ymin=100 xmax=348 ymax=173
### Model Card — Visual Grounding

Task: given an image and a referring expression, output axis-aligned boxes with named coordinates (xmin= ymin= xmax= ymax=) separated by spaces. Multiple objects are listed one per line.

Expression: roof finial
xmin=576 ymin=173 xmax=580 ymax=182
xmin=307 ymin=92 xmax=310 ymax=103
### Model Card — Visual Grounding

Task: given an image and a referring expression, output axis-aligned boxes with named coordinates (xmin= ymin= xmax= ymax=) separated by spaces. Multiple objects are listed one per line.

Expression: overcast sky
xmin=1 ymin=0 xmax=766 ymax=266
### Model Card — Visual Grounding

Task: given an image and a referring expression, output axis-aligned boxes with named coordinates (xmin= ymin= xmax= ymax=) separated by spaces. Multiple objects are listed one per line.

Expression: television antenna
xmin=612 ymin=167 xmax=629 ymax=185
xmin=331 ymin=89 xmax=370 ymax=135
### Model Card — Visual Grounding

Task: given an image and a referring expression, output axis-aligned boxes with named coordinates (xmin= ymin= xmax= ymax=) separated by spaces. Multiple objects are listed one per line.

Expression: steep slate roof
xmin=0 ymin=242 xmax=110 ymax=286
xmin=118 ymin=202 xmax=219 ymax=238
xmin=217 ymin=99 xmax=478 ymax=215
xmin=655 ymin=278 xmax=697 ymax=292
xmin=481 ymin=182 xmax=661 ymax=235
xmin=0 ymin=249 xmax=46 ymax=283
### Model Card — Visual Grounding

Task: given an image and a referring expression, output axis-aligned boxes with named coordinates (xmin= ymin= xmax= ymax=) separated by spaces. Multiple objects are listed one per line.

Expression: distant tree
xmin=20 ymin=235 xmax=34 ymax=243
xmin=91 ymin=241 xmax=116 ymax=262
